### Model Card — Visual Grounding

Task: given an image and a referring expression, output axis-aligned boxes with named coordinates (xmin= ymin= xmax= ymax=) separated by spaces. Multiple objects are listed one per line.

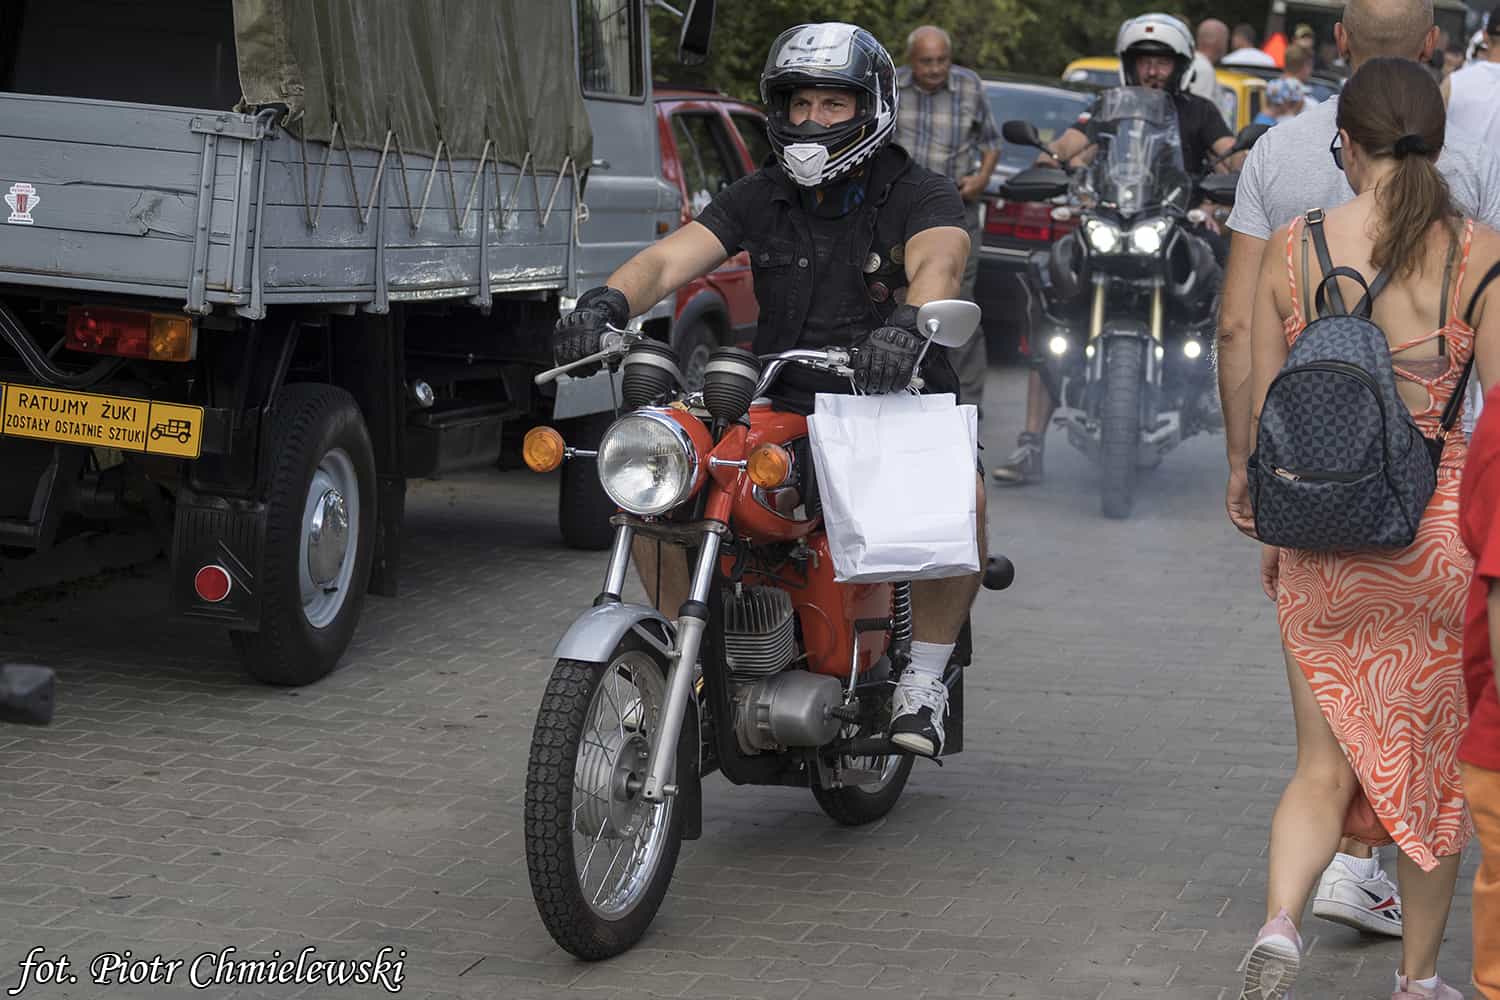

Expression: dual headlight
xmin=1084 ymin=218 xmax=1171 ymax=256
xmin=597 ymin=410 xmax=700 ymax=515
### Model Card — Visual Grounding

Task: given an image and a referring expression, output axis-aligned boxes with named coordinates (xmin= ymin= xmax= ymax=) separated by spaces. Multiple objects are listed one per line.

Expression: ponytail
xmin=1336 ymin=57 xmax=1455 ymax=279
xmin=1374 ymin=144 xmax=1455 ymax=279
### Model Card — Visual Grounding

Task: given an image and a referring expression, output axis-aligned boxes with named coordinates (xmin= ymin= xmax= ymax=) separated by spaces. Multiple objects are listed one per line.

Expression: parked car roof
xmin=654 ymin=85 xmax=760 ymax=108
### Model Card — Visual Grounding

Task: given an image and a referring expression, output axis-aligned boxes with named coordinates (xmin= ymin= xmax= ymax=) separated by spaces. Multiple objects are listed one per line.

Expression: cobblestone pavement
xmin=0 ymin=368 xmax=1479 ymax=1000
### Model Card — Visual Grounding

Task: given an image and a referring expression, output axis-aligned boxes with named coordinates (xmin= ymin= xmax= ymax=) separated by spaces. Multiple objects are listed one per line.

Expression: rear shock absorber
xmin=889 ymin=581 xmax=913 ymax=674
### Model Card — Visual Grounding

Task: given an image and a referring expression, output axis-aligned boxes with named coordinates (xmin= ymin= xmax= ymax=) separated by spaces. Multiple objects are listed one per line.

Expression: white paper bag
xmin=806 ymin=392 xmax=979 ymax=583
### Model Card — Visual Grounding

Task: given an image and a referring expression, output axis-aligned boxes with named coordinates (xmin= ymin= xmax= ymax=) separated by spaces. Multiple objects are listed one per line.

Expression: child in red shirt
xmin=1459 ymin=381 xmax=1500 ymax=1000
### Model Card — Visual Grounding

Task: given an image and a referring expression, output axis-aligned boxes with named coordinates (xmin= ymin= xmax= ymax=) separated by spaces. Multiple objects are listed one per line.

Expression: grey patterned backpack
xmin=1249 ymin=210 xmax=1474 ymax=551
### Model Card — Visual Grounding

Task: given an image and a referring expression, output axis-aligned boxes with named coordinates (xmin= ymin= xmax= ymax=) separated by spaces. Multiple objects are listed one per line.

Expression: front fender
xmin=551 ymin=602 xmax=675 ymax=663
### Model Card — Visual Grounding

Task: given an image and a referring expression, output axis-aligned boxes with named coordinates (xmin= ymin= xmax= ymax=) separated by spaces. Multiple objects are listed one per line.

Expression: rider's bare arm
xmin=1209 ymin=135 xmax=1242 ymax=174
xmin=1041 ymin=126 xmax=1094 ymax=169
xmin=903 ymin=226 xmax=970 ymax=304
xmin=605 ymin=222 xmax=731 ymax=317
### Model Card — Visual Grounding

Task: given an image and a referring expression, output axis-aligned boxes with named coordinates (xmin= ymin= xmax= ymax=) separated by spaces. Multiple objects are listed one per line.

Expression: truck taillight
xmin=65 ymin=306 xmax=196 ymax=362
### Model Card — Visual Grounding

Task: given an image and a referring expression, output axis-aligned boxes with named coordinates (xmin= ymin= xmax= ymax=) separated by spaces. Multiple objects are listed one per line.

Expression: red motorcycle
xmin=521 ymin=300 xmax=1012 ymax=959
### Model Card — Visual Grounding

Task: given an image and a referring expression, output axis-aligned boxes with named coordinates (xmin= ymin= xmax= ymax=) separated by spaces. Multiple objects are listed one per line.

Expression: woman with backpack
xmin=1241 ymin=57 xmax=1500 ymax=1000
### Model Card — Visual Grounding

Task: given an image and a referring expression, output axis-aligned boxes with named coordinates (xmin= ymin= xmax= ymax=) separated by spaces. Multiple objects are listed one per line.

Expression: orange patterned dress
xmin=1275 ymin=219 xmax=1476 ymax=871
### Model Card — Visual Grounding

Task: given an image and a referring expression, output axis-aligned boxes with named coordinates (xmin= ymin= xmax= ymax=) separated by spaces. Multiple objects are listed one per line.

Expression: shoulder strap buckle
xmin=1304 ymin=208 xmax=1325 ymax=225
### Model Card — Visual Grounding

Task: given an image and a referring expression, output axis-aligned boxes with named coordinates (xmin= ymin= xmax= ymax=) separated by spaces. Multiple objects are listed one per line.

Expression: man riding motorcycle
xmin=991 ymin=13 xmax=1239 ymax=486
xmin=551 ymin=23 xmax=984 ymax=757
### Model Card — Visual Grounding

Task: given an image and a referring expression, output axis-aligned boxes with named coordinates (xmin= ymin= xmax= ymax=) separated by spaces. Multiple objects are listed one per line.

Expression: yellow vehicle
xmin=1061 ymin=56 xmax=1265 ymax=132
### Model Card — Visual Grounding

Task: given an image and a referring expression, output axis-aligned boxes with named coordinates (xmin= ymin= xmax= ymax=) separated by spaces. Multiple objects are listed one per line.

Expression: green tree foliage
xmin=651 ymin=0 xmax=1269 ymax=100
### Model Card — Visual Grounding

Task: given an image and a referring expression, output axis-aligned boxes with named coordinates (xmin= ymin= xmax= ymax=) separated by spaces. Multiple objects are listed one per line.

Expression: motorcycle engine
xmin=723 ymin=585 xmax=843 ymax=753
xmin=723 ymin=585 xmax=798 ymax=681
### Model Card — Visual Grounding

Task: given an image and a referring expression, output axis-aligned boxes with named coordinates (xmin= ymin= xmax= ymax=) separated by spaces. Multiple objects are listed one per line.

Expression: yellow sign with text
xmin=0 ymin=383 xmax=203 ymax=458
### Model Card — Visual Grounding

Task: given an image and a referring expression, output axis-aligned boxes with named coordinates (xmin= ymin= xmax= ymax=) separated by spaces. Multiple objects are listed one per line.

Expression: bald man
xmin=895 ymin=25 xmax=1001 ymax=417
xmin=1197 ymin=18 xmax=1230 ymax=62
xmin=1186 ymin=18 xmax=1235 ymax=124
xmin=1217 ymin=0 xmax=1500 ymax=940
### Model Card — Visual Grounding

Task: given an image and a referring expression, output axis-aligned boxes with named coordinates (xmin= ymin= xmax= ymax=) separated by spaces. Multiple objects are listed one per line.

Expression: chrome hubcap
xmin=297 ymin=448 xmax=359 ymax=629
xmin=307 ymin=489 xmax=349 ymax=587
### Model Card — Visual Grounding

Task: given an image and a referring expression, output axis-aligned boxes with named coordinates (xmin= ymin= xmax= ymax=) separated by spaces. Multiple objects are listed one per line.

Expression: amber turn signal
xmin=523 ymin=426 xmax=566 ymax=472
xmin=747 ymin=443 xmax=792 ymax=488
xmin=148 ymin=314 xmax=195 ymax=362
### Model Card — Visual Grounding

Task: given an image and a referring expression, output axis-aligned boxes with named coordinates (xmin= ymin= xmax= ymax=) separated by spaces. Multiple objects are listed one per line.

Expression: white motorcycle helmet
xmin=1116 ymin=13 xmax=1196 ymax=92
xmin=760 ymin=23 xmax=898 ymax=188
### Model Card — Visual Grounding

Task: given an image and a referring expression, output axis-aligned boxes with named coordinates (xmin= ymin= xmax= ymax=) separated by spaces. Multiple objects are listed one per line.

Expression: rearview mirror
xmin=916 ymin=299 xmax=981 ymax=349
xmin=678 ymin=0 xmax=715 ymax=66
xmin=1001 ymin=120 xmax=1046 ymax=150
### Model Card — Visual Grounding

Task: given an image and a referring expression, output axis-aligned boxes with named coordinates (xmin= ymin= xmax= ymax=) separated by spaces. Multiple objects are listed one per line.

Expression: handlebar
xmin=536 ymin=325 xmax=925 ymax=394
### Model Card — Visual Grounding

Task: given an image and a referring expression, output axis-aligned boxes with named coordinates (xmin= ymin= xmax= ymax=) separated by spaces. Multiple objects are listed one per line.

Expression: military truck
xmin=0 ymin=0 xmax=714 ymax=684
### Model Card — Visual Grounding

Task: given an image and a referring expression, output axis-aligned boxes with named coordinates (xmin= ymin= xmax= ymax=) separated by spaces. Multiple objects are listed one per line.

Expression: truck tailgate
xmin=0 ymin=92 xmax=257 ymax=310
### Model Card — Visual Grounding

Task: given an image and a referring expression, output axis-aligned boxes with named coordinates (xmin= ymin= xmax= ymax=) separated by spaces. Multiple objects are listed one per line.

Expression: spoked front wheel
xmin=525 ymin=637 xmax=683 ymax=959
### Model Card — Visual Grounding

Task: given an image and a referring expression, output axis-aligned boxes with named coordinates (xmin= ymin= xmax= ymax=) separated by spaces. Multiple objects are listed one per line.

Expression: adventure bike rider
xmin=550 ymin=23 xmax=986 ymax=757
xmin=991 ymin=12 xmax=1240 ymax=486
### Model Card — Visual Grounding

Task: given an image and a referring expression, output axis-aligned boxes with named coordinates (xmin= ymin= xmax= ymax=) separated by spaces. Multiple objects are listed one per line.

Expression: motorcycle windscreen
xmin=1080 ymin=87 xmax=1190 ymax=217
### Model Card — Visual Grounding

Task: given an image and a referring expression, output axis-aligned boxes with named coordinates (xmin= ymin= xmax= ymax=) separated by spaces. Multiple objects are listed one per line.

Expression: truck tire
xmin=1099 ymin=337 xmax=1144 ymax=520
xmin=673 ymin=319 xmax=717 ymax=394
xmin=558 ymin=412 xmax=616 ymax=551
xmin=232 ymin=384 xmax=376 ymax=686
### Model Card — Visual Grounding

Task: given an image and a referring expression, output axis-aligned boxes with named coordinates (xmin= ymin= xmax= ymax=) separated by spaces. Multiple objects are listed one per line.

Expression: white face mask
xmin=781 ymin=143 xmax=829 ymax=187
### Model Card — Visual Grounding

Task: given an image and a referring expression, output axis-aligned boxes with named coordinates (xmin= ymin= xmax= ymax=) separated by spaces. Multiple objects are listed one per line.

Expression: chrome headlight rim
xmin=596 ymin=409 xmax=700 ymax=516
xmin=1128 ymin=218 xmax=1171 ymax=255
xmin=1084 ymin=218 xmax=1122 ymax=254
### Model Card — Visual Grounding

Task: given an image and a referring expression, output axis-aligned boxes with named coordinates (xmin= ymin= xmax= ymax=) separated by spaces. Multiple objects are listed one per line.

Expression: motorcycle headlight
xmin=1085 ymin=219 xmax=1122 ymax=254
xmin=597 ymin=410 xmax=699 ymax=515
xmin=1129 ymin=219 xmax=1171 ymax=255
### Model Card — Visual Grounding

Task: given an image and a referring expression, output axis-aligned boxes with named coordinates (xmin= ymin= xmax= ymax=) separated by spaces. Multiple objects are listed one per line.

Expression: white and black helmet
xmin=1116 ymin=13 xmax=1195 ymax=92
xmin=760 ymin=23 xmax=898 ymax=187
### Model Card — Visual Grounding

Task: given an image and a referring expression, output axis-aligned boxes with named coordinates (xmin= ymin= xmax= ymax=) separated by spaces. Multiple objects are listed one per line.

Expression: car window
xmin=731 ymin=113 xmax=772 ymax=170
xmin=986 ymin=83 xmax=1095 ymax=173
xmin=672 ymin=113 xmax=739 ymax=214
xmin=577 ymin=0 xmax=643 ymax=97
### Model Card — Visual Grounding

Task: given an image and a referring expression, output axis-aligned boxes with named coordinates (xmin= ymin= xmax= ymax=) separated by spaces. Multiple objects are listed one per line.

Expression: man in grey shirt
xmin=1215 ymin=0 xmax=1500 ymax=941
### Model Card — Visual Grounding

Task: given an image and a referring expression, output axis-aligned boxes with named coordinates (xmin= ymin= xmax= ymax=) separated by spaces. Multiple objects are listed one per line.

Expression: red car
xmin=654 ymin=87 xmax=768 ymax=386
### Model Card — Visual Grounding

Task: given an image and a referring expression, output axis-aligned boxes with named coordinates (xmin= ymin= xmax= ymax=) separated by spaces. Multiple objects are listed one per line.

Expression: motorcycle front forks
xmin=600 ymin=522 xmax=722 ymax=805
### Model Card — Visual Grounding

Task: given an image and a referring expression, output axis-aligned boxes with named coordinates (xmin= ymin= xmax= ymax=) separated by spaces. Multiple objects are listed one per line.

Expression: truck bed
xmin=0 ymin=92 xmax=578 ymax=317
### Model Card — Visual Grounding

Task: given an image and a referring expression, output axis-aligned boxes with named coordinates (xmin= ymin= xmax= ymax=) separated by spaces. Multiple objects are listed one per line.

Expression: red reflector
xmin=194 ymin=565 xmax=232 ymax=603
xmin=66 ymin=306 xmax=151 ymax=359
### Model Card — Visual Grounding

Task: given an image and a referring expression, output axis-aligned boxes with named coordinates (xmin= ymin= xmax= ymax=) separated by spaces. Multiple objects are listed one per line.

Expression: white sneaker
xmin=1311 ymin=854 xmax=1402 ymax=937
xmin=889 ymin=673 xmax=948 ymax=757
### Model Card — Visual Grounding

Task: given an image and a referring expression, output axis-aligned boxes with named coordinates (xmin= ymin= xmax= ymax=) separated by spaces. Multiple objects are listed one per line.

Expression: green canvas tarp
xmin=233 ymin=0 xmax=592 ymax=170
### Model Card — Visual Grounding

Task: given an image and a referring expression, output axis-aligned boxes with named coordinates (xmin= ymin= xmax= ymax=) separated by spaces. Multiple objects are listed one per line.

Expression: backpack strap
xmin=1305 ymin=208 xmax=1388 ymax=319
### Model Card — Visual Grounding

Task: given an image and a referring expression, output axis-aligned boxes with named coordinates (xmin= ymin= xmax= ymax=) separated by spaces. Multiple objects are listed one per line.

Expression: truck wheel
xmin=232 ymin=384 xmax=376 ymax=686
xmin=673 ymin=320 xmax=717 ymax=394
xmin=558 ymin=412 xmax=616 ymax=551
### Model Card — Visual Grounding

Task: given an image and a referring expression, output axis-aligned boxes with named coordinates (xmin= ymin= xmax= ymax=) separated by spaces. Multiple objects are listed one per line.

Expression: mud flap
xmin=169 ymin=488 xmax=265 ymax=628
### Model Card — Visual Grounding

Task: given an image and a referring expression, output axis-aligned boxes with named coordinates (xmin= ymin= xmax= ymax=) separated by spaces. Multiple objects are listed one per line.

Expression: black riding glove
xmin=853 ymin=305 xmax=923 ymax=394
xmin=553 ymin=286 xmax=631 ymax=371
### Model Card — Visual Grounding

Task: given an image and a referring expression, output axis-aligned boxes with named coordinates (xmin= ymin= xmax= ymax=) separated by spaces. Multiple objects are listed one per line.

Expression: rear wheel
xmin=231 ymin=384 xmax=375 ymax=686
xmin=811 ymin=712 xmax=914 ymax=826
xmin=1099 ymin=337 xmax=1144 ymax=520
xmin=525 ymin=637 xmax=683 ymax=960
